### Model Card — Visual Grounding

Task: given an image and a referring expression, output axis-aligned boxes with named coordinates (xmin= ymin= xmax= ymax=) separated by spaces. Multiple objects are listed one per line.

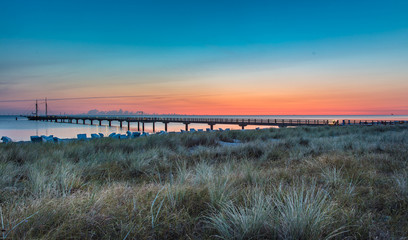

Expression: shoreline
xmin=2 ymin=115 xmax=408 ymax=142
xmin=1 ymin=128 xmax=240 ymax=144
xmin=3 ymin=122 xmax=408 ymax=144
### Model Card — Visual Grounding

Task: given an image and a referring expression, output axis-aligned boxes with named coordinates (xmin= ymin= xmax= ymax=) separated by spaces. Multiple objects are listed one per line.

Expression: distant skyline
xmin=1 ymin=0 xmax=408 ymax=115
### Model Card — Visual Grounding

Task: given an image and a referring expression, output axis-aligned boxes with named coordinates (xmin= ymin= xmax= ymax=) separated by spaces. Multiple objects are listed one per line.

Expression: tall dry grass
xmin=0 ymin=125 xmax=407 ymax=239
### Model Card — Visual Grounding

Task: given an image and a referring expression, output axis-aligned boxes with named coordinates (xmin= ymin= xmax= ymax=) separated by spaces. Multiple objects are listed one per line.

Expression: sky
xmin=1 ymin=0 xmax=408 ymax=115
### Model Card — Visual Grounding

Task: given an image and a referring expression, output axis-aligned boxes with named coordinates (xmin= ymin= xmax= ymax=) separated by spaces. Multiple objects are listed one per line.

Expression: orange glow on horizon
xmin=2 ymin=71 xmax=408 ymax=115
xmin=10 ymin=88 xmax=404 ymax=116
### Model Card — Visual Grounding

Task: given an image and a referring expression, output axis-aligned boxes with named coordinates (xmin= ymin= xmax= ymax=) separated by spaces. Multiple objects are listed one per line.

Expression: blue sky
xmin=1 ymin=0 xmax=408 ymax=114
xmin=2 ymin=0 xmax=407 ymax=46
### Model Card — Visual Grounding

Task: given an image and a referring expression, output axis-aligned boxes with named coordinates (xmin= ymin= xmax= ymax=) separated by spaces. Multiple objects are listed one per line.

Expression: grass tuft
xmin=273 ymin=182 xmax=346 ymax=240
xmin=207 ymin=189 xmax=274 ymax=240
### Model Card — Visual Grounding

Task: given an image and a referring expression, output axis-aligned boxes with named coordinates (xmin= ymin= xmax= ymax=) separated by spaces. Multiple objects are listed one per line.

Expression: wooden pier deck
xmin=26 ymin=115 xmax=408 ymax=132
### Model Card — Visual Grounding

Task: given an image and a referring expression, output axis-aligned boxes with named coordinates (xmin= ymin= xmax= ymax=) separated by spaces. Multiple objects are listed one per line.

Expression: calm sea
xmin=1 ymin=115 xmax=407 ymax=141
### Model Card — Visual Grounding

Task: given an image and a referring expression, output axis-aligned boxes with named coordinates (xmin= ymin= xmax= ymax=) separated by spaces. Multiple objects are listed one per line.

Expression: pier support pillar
xmin=108 ymin=121 xmax=111 ymax=127
xmin=119 ymin=121 xmax=123 ymax=128
xmin=99 ymin=120 xmax=102 ymax=126
xmin=83 ymin=119 xmax=86 ymax=124
xmin=76 ymin=119 xmax=79 ymax=124
xmin=152 ymin=122 xmax=155 ymax=132
xmin=164 ymin=122 xmax=168 ymax=132
xmin=128 ymin=121 xmax=130 ymax=130
xmin=138 ymin=122 xmax=140 ymax=131
xmin=209 ymin=124 xmax=214 ymax=130
xmin=142 ymin=122 xmax=145 ymax=132
xmin=185 ymin=123 xmax=189 ymax=131
xmin=90 ymin=120 xmax=93 ymax=125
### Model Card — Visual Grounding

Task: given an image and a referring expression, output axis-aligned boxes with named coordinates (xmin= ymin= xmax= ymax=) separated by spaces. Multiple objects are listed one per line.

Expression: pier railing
xmin=28 ymin=115 xmax=335 ymax=125
xmin=26 ymin=115 xmax=408 ymax=132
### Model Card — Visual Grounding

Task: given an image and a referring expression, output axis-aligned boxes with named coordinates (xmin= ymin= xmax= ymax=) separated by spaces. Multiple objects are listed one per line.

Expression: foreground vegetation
xmin=1 ymin=125 xmax=408 ymax=239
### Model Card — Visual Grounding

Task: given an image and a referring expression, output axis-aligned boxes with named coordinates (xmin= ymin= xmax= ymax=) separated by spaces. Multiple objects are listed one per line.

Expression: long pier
xmin=25 ymin=115 xmax=407 ymax=132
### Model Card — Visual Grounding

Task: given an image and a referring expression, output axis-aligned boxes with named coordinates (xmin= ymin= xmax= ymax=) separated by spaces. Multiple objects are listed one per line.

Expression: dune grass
xmin=0 ymin=125 xmax=408 ymax=239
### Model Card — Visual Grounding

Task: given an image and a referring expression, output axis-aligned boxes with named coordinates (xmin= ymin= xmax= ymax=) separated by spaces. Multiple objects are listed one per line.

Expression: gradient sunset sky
xmin=1 ymin=0 xmax=408 ymax=115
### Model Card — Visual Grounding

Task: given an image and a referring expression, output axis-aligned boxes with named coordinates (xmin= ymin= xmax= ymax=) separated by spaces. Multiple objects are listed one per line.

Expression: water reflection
xmin=1 ymin=115 xmax=407 ymax=141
